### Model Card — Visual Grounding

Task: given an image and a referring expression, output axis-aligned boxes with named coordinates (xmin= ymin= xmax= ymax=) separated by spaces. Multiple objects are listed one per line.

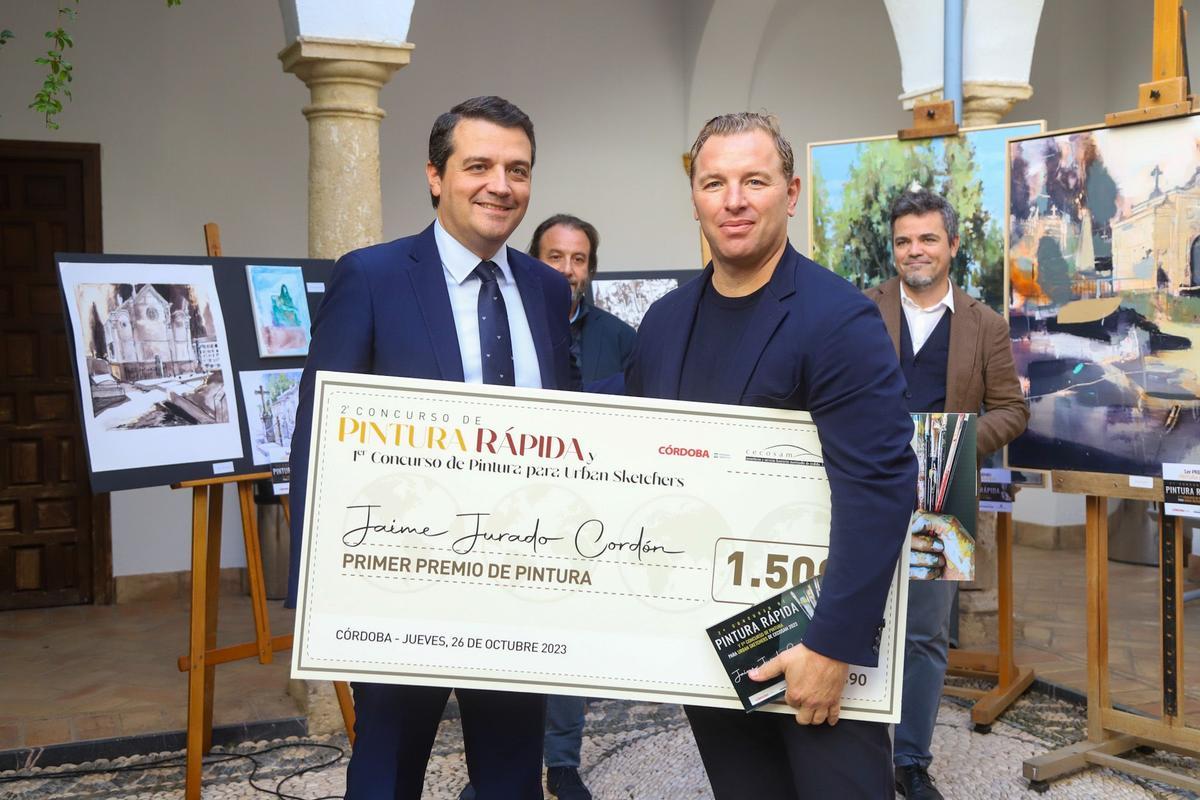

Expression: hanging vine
xmin=9 ymin=1 xmax=183 ymax=130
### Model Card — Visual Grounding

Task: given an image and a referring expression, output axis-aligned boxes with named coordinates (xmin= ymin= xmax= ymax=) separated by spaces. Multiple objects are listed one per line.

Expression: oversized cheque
xmin=292 ymin=372 xmax=908 ymax=723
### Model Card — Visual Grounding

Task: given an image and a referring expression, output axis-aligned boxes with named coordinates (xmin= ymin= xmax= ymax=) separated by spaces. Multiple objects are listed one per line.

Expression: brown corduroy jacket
xmin=865 ymin=277 xmax=1029 ymax=458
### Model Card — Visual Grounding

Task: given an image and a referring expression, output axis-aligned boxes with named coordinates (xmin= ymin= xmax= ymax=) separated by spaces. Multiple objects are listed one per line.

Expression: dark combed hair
xmin=427 ymin=95 xmax=535 ymax=208
xmin=888 ymin=188 xmax=959 ymax=241
xmin=527 ymin=214 xmax=600 ymax=274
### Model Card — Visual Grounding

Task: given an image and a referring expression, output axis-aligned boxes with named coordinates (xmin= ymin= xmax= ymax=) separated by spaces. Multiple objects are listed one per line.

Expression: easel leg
xmin=334 ymin=681 xmax=357 ymax=746
xmin=1086 ymin=494 xmax=1111 ymax=741
xmin=202 ymin=485 xmax=223 ymax=753
xmin=943 ymin=512 xmax=1035 ymax=726
xmin=185 ymin=486 xmax=210 ymax=800
xmin=238 ymin=481 xmax=273 ymax=664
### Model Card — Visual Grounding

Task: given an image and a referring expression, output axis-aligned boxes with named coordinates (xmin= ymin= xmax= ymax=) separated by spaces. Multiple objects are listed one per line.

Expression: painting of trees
xmin=809 ymin=122 xmax=1044 ymax=312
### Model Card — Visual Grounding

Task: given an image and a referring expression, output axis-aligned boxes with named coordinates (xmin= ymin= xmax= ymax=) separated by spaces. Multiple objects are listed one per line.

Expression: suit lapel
xmin=946 ymin=285 xmax=980 ymax=408
xmin=406 ymin=224 xmax=466 ymax=382
xmin=510 ymin=249 xmax=559 ymax=390
xmin=715 ymin=248 xmax=795 ymax=404
xmin=878 ymin=278 xmax=903 ymax=357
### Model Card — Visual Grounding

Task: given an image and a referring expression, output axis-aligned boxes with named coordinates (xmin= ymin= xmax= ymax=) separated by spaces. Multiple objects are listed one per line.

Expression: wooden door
xmin=0 ymin=140 xmax=109 ymax=609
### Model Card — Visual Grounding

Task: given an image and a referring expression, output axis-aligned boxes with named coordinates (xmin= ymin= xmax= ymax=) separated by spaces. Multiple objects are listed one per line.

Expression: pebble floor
xmin=2 ymin=689 xmax=1197 ymax=799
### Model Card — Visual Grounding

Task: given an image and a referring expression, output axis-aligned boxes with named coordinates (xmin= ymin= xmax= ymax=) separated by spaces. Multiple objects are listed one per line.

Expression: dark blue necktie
xmin=473 ymin=260 xmax=515 ymax=386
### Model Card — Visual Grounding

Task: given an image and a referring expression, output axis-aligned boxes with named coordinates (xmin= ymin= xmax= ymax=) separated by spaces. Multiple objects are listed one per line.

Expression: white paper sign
xmin=291 ymin=373 xmax=908 ymax=723
xmin=1164 ymin=463 xmax=1200 ymax=519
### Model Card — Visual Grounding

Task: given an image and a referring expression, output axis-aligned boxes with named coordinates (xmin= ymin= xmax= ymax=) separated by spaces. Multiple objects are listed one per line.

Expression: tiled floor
xmin=0 ymin=592 xmax=297 ymax=751
xmin=0 ymin=543 xmax=1197 ymax=754
xmin=1011 ymin=541 xmax=1200 ymax=723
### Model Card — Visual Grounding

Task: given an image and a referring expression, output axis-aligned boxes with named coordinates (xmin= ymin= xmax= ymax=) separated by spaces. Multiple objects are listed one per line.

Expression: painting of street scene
xmin=809 ymin=121 xmax=1043 ymax=313
xmin=247 ymin=265 xmax=312 ymax=357
xmin=1007 ymin=115 xmax=1200 ymax=475
xmin=74 ymin=282 xmax=230 ymax=429
xmin=592 ymin=276 xmax=682 ymax=330
xmin=59 ymin=261 xmax=243 ymax=475
xmin=238 ymin=369 xmax=302 ymax=465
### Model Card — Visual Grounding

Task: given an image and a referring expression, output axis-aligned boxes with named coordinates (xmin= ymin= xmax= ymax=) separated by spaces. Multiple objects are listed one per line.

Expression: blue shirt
xmin=434 ymin=220 xmax=543 ymax=388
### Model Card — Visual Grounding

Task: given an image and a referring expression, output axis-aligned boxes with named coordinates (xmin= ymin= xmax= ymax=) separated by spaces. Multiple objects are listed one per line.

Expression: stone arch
xmin=685 ymin=0 xmax=781 ymax=140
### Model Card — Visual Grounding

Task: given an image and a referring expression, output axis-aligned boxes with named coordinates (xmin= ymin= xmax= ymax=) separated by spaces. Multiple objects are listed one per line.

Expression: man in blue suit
xmin=626 ymin=112 xmax=916 ymax=798
xmin=287 ymin=96 xmax=573 ymax=800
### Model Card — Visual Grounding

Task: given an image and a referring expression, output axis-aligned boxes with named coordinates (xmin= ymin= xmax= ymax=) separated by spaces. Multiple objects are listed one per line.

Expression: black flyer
xmin=705 ymin=577 xmax=821 ymax=711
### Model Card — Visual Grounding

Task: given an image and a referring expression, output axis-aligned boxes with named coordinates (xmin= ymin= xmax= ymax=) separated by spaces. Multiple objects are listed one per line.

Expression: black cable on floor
xmin=0 ymin=740 xmax=347 ymax=800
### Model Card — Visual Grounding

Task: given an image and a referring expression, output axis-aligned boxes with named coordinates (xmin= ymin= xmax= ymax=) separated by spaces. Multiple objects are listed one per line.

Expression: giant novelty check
xmin=292 ymin=372 xmax=908 ymax=723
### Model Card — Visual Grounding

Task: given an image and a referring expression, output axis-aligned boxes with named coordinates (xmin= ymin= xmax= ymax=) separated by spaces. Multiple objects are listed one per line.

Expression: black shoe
xmin=457 ymin=784 xmax=476 ymax=800
xmin=546 ymin=766 xmax=593 ymax=800
xmin=895 ymin=765 xmax=943 ymax=800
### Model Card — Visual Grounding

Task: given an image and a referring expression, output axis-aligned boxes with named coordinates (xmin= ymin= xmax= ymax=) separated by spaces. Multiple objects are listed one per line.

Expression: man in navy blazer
xmin=626 ymin=113 xmax=916 ymax=798
xmin=287 ymin=96 xmax=572 ymax=800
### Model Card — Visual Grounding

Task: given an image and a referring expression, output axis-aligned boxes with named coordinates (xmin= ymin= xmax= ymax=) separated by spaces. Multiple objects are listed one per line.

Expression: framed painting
xmin=246 ymin=264 xmax=312 ymax=357
xmin=808 ymin=120 xmax=1044 ymax=313
xmin=1006 ymin=113 xmax=1200 ymax=475
xmin=59 ymin=261 xmax=245 ymax=475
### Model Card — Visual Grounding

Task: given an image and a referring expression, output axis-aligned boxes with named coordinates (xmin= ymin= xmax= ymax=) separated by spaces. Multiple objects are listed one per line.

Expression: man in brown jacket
xmin=865 ymin=189 xmax=1028 ymax=800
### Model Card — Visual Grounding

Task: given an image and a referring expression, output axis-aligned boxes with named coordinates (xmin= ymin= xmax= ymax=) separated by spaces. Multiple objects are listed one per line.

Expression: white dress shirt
xmin=434 ymin=220 xmax=544 ymax=388
xmin=899 ymin=280 xmax=955 ymax=354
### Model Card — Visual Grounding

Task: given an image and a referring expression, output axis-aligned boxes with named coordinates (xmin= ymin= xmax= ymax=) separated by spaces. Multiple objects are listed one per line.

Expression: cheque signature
xmin=341 ymin=506 xmax=686 ymax=562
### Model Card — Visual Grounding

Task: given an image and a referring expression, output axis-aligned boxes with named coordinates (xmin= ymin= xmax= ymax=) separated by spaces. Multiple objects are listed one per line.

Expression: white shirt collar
xmin=899 ymin=279 xmax=955 ymax=314
xmin=433 ymin=219 xmax=514 ymax=285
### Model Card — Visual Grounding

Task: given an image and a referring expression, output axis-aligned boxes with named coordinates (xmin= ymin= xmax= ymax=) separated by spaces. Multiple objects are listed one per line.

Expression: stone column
xmin=279 ymin=37 xmax=413 ymax=259
xmin=279 ymin=38 xmax=411 ymax=732
xmin=961 ymin=81 xmax=1034 ymax=127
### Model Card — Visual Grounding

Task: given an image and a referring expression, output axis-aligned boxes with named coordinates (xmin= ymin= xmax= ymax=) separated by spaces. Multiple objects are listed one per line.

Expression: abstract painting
xmin=238 ymin=368 xmax=302 ymax=465
xmin=247 ymin=264 xmax=312 ymax=357
xmin=60 ymin=261 xmax=243 ymax=473
xmin=808 ymin=121 xmax=1044 ymax=312
xmin=1006 ymin=115 xmax=1200 ymax=475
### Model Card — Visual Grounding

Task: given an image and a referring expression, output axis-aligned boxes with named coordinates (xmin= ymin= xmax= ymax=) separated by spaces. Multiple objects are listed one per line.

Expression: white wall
xmin=0 ymin=0 xmax=693 ymax=573
xmin=0 ymin=0 xmax=1183 ymax=573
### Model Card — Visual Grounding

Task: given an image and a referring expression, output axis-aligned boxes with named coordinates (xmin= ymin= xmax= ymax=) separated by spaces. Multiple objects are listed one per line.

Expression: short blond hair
xmin=688 ymin=112 xmax=795 ymax=181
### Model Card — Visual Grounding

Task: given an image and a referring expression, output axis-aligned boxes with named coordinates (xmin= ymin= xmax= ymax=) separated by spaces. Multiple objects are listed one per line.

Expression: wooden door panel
xmin=0 ymin=141 xmax=105 ymax=609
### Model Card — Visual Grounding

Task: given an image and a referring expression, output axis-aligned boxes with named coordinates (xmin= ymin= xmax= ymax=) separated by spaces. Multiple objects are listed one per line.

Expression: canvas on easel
xmin=808 ymin=120 xmax=1044 ymax=314
xmin=55 ymin=253 xmax=333 ymax=492
xmin=1005 ymin=114 xmax=1200 ymax=476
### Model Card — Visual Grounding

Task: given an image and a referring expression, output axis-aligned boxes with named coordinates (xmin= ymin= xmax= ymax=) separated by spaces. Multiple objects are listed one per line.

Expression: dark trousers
xmin=345 ymin=682 xmax=546 ymax=800
xmin=685 ymin=705 xmax=892 ymax=799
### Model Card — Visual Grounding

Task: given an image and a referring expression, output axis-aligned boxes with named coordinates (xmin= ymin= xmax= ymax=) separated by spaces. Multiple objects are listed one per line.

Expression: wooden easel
xmin=175 ymin=223 xmax=354 ymax=800
xmin=1022 ymin=3 xmax=1200 ymax=790
xmin=944 ymin=509 xmax=1036 ymax=730
xmin=1021 ymin=473 xmax=1198 ymax=792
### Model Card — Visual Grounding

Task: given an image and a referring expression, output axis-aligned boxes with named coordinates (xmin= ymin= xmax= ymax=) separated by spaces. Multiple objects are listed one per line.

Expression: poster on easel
xmin=55 ymin=253 xmax=334 ymax=493
xmin=1005 ymin=113 xmax=1200 ymax=476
